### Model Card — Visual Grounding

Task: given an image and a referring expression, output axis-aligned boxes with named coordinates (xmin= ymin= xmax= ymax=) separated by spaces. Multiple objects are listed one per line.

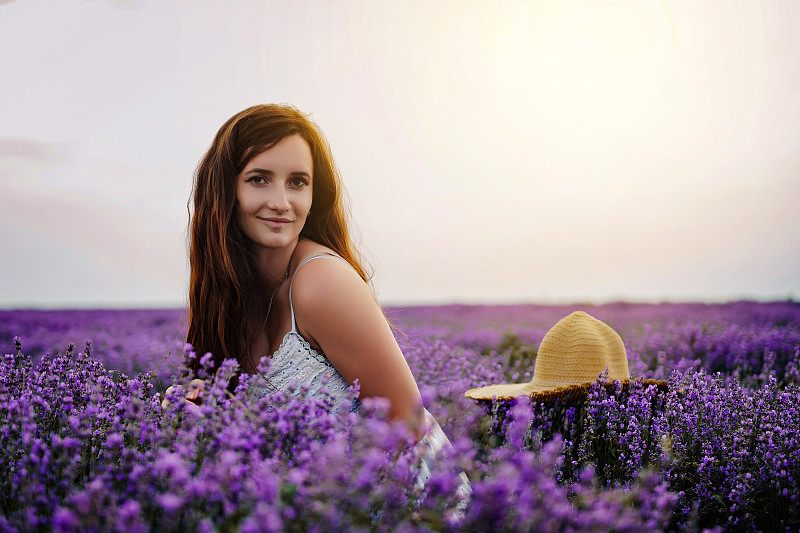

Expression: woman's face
xmin=235 ymin=134 xmax=313 ymax=252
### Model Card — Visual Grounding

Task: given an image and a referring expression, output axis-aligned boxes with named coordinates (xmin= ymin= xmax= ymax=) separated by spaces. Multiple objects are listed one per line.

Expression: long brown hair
xmin=187 ymin=104 xmax=370 ymax=373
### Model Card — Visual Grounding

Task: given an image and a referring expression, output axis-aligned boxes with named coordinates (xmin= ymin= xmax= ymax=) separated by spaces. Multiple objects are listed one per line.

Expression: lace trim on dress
xmin=248 ymin=330 xmax=358 ymax=414
xmin=273 ymin=330 xmax=332 ymax=368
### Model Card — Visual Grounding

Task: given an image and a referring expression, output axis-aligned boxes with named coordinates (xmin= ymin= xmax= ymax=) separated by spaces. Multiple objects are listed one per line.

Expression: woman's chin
xmin=253 ymin=234 xmax=300 ymax=251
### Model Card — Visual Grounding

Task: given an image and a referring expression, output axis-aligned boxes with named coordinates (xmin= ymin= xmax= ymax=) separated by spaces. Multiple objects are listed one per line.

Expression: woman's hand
xmin=161 ymin=378 xmax=205 ymax=416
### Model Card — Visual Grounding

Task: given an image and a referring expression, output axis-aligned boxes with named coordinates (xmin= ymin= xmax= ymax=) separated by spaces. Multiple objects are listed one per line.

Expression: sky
xmin=1 ymin=0 xmax=799 ymax=308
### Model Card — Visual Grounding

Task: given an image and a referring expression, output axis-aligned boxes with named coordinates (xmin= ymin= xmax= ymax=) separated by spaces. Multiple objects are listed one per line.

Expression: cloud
xmin=0 ymin=138 xmax=67 ymax=166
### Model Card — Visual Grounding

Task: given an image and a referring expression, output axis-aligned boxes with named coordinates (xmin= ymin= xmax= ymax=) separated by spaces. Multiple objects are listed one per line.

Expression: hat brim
xmin=464 ymin=381 xmax=542 ymax=400
xmin=464 ymin=378 xmax=668 ymax=402
xmin=464 ymin=376 xmax=596 ymax=400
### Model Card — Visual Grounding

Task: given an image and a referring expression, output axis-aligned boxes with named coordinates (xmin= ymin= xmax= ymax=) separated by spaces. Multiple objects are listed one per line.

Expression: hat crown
xmin=531 ymin=311 xmax=629 ymax=388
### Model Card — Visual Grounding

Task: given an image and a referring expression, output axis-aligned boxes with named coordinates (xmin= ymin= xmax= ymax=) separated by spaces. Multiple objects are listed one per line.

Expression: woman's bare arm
xmin=291 ymin=258 xmax=424 ymax=434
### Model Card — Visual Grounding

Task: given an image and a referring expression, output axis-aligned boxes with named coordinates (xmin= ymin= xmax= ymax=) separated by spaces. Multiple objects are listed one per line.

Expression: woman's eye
xmin=247 ymin=176 xmax=267 ymax=185
xmin=290 ymin=177 xmax=309 ymax=187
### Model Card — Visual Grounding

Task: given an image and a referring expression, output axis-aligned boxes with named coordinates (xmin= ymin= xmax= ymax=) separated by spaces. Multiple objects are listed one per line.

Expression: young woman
xmin=187 ymin=103 xmax=429 ymax=436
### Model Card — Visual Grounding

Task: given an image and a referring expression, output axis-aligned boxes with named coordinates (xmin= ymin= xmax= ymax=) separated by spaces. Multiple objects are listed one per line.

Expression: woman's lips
xmin=259 ymin=217 xmax=291 ymax=228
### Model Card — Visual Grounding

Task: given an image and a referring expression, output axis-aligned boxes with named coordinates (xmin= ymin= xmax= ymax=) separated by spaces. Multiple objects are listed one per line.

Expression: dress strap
xmin=288 ymin=253 xmax=350 ymax=332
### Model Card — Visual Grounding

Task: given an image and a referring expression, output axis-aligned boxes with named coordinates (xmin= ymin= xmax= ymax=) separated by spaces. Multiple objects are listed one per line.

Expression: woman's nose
xmin=266 ymin=186 xmax=290 ymax=212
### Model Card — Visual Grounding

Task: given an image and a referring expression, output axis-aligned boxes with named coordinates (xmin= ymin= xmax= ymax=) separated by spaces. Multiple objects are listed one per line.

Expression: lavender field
xmin=2 ymin=301 xmax=799 ymax=532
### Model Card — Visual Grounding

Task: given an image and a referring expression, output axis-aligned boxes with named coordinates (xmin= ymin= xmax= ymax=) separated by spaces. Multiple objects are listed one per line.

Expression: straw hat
xmin=465 ymin=311 xmax=631 ymax=401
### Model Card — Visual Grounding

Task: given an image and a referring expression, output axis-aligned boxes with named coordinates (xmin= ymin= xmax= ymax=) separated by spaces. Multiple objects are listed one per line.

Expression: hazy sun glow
xmin=540 ymin=1 xmax=675 ymax=124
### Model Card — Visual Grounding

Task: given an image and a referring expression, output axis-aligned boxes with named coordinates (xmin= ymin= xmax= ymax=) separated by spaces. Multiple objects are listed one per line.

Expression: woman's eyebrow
xmin=244 ymin=168 xmax=274 ymax=175
xmin=244 ymin=168 xmax=311 ymax=178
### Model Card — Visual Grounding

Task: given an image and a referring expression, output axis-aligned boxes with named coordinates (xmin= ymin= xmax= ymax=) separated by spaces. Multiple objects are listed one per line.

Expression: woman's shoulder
xmin=290 ymin=239 xmax=370 ymax=308
xmin=292 ymin=238 xmax=341 ymax=266
xmin=291 ymin=240 xmax=349 ymax=285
